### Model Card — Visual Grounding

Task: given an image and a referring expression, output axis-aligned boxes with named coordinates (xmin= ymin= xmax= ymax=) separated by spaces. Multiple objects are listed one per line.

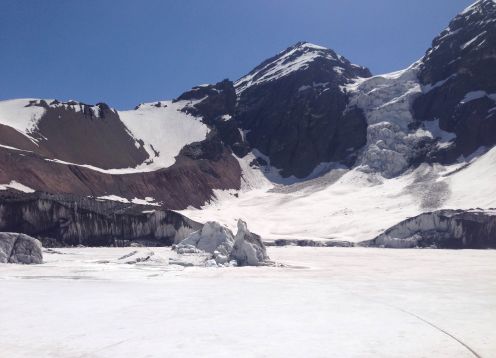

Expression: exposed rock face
xmin=235 ymin=42 xmax=372 ymax=178
xmin=0 ymin=192 xmax=201 ymax=247
xmin=176 ymin=80 xmax=236 ymax=123
xmin=230 ymin=219 xmax=269 ymax=266
xmin=363 ymin=209 xmax=496 ymax=249
xmin=4 ymin=99 xmax=149 ymax=169
xmin=177 ymin=80 xmax=250 ymax=157
xmin=412 ymin=0 xmax=496 ymax=162
xmin=0 ymin=97 xmax=242 ymax=211
xmin=0 ymin=144 xmax=241 ymax=210
xmin=0 ymin=232 xmax=43 ymax=264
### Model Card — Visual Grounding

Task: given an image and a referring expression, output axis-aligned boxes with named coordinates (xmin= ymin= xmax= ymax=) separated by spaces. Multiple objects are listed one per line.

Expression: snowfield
xmin=181 ymin=146 xmax=496 ymax=244
xmin=0 ymin=99 xmax=46 ymax=142
xmin=0 ymin=246 xmax=494 ymax=358
xmin=119 ymin=100 xmax=209 ymax=172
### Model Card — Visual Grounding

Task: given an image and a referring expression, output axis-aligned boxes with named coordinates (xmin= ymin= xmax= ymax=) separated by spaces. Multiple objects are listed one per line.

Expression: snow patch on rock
xmin=0 ymin=99 xmax=46 ymax=143
xmin=0 ymin=180 xmax=35 ymax=193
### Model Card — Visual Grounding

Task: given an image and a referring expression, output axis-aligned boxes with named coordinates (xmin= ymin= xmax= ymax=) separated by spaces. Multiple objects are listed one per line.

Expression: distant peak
xmin=290 ymin=41 xmax=328 ymax=51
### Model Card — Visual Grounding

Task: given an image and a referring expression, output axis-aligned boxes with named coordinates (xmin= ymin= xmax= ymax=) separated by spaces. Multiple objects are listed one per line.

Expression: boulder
xmin=0 ymin=232 xmax=43 ymax=264
xmin=230 ymin=220 xmax=269 ymax=266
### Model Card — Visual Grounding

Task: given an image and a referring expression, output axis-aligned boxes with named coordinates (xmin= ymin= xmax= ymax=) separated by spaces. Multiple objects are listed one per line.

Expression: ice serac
xmin=175 ymin=219 xmax=269 ymax=266
xmin=174 ymin=221 xmax=235 ymax=264
xmin=235 ymin=42 xmax=372 ymax=178
xmin=230 ymin=219 xmax=269 ymax=266
xmin=0 ymin=232 xmax=43 ymax=264
xmin=0 ymin=192 xmax=201 ymax=247
xmin=413 ymin=0 xmax=496 ymax=162
xmin=347 ymin=67 xmax=427 ymax=177
xmin=363 ymin=209 xmax=496 ymax=249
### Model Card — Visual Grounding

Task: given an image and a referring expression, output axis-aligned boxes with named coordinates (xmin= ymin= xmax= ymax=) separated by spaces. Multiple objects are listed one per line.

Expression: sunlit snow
xmin=0 ymin=247 xmax=494 ymax=358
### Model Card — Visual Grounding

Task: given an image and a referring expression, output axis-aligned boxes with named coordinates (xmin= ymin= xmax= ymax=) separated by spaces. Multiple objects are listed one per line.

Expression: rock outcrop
xmin=362 ymin=209 xmax=496 ymax=249
xmin=177 ymin=80 xmax=250 ymax=157
xmin=0 ymin=99 xmax=149 ymax=169
xmin=0 ymin=232 xmax=43 ymax=264
xmin=0 ymin=144 xmax=241 ymax=210
xmin=0 ymin=191 xmax=201 ymax=247
xmin=412 ymin=0 xmax=496 ymax=163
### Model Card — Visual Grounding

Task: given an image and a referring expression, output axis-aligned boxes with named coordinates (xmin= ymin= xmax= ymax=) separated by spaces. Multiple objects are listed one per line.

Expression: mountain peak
xmin=235 ymin=41 xmax=370 ymax=94
xmin=289 ymin=41 xmax=328 ymax=51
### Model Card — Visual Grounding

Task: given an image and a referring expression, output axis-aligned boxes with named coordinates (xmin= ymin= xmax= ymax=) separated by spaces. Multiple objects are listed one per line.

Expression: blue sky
xmin=1 ymin=0 xmax=474 ymax=109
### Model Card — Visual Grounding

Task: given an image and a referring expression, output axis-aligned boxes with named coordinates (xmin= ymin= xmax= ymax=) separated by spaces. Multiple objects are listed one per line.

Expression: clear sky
xmin=1 ymin=0 xmax=475 ymax=109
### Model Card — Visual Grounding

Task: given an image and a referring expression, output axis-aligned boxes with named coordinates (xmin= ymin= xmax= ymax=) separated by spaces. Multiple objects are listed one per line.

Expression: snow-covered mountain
xmin=0 ymin=0 xmax=495 ymax=246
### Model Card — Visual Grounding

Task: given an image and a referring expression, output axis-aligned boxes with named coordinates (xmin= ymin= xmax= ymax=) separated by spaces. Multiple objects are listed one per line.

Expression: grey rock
xmin=0 ymin=232 xmax=43 ymax=264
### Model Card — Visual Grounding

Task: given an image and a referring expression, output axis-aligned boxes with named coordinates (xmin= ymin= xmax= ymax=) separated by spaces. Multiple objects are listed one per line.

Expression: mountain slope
xmin=413 ymin=0 xmax=496 ymax=162
xmin=0 ymin=0 xmax=494 ymax=246
xmin=0 ymin=99 xmax=149 ymax=169
xmin=234 ymin=42 xmax=372 ymax=178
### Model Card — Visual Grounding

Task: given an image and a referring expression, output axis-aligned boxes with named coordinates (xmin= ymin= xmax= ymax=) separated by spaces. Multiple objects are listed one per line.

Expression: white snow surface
xmin=0 ymin=99 xmax=46 ymax=142
xmin=181 ymin=146 xmax=496 ymax=244
xmin=118 ymin=100 xmax=209 ymax=171
xmin=0 ymin=246 xmax=494 ymax=358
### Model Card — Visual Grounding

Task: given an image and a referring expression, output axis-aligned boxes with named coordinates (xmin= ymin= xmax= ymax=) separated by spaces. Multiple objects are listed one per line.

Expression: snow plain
xmin=0 ymin=246 xmax=494 ymax=358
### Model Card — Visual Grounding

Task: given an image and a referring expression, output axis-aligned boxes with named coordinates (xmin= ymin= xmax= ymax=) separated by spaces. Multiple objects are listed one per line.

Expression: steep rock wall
xmin=0 ymin=192 xmax=202 ymax=247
